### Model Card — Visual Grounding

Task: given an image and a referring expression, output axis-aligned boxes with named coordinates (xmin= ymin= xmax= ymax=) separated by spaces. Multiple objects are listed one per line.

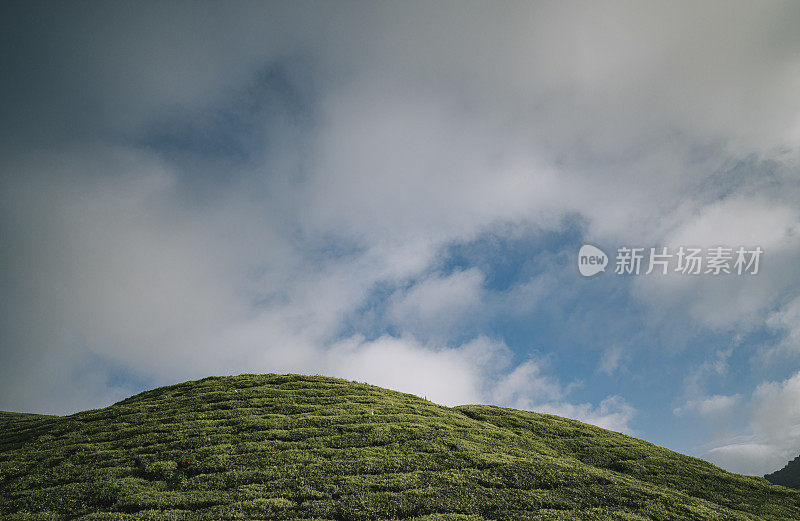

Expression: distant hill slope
xmin=766 ymin=455 xmax=800 ymax=490
xmin=1 ymin=374 xmax=798 ymax=520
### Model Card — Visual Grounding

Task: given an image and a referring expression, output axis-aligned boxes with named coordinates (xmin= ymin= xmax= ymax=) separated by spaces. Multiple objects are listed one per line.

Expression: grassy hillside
xmin=1 ymin=374 xmax=798 ymax=520
xmin=766 ymin=456 xmax=800 ymax=490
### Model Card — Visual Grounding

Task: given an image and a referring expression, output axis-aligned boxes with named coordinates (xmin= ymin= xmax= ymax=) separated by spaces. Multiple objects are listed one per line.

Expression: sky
xmin=1 ymin=1 xmax=800 ymax=476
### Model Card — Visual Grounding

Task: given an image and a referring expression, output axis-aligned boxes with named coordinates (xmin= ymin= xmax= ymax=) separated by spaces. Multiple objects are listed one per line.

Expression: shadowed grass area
xmin=766 ymin=455 xmax=800 ymax=490
xmin=1 ymin=373 xmax=798 ymax=520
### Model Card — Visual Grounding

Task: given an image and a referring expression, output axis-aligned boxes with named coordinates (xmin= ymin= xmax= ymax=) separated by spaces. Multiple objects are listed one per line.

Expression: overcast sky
xmin=2 ymin=1 xmax=800 ymax=476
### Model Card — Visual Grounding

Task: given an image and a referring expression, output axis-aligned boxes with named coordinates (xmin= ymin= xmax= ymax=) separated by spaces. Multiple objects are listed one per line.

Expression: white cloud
xmin=767 ymin=296 xmax=800 ymax=354
xmin=597 ymin=345 xmax=626 ymax=375
xmin=752 ymin=372 xmax=800 ymax=445
xmin=321 ymin=335 xmax=635 ymax=433
xmin=323 ymin=334 xmax=506 ymax=407
xmin=705 ymin=371 xmax=800 ymax=475
xmin=0 ymin=152 xmax=632 ymax=429
xmin=490 ymin=360 xmax=636 ymax=434
xmin=673 ymin=394 xmax=740 ymax=418
xmin=388 ymin=269 xmax=485 ymax=339
xmin=631 ymin=196 xmax=800 ymax=333
xmin=667 ymin=196 xmax=798 ymax=249
xmin=537 ymin=396 xmax=637 ymax=434
xmin=681 ymin=348 xmax=733 ymax=397
xmin=708 ymin=443 xmax=782 ymax=476
xmin=491 ymin=360 xmax=568 ymax=406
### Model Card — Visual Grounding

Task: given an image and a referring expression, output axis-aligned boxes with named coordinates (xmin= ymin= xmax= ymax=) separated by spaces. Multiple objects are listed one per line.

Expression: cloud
xmin=752 ymin=372 xmax=800 ymax=447
xmin=538 ymin=396 xmax=637 ymax=434
xmin=673 ymin=394 xmax=740 ymax=418
xmin=324 ymin=335 xmax=506 ymax=407
xmin=0 ymin=147 xmax=632 ymax=433
xmin=707 ymin=443 xmax=782 ymax=476
xmin=680 ymin=348 xmax=733 ymax=398
xmin=491 ymin=360 xmax=636 ymax=434
xmin=630 ymin=195 xmax=800 ymax=332
xmin=767 ymin=296 xmax=800 ymax=354
xmin=704 ymin=371 xmax=800 ymax=475
xmin=597 ymin=345 xmax=626 ymax=375
xmin=321 ymin=335 xmax=636 ymax=433
xmin=387 ymin=269 xmax=485 ymax=339
xmin=491 ymin=360 xmax=569 ymax=406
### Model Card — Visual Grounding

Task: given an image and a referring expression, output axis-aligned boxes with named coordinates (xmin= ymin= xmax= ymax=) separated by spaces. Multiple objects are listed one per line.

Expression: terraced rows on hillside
xmin=1 ymin=374 xmax=799 ymax=520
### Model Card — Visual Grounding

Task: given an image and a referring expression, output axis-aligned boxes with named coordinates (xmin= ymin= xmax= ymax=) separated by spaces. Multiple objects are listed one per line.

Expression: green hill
xmin=1 ymin=374 xmax=798 ymax=520
xmin=766 ymin=456 xmax=800 ymax=490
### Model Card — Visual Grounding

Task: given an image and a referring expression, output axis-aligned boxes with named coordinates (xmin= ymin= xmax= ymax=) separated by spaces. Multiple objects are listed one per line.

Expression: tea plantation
xmin=1 ymin=374 xmax=798 ymax=520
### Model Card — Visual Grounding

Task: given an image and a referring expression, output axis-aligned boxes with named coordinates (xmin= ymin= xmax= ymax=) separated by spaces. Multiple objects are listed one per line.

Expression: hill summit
xmin=1 ymin=373 xmax=799 ymax=520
